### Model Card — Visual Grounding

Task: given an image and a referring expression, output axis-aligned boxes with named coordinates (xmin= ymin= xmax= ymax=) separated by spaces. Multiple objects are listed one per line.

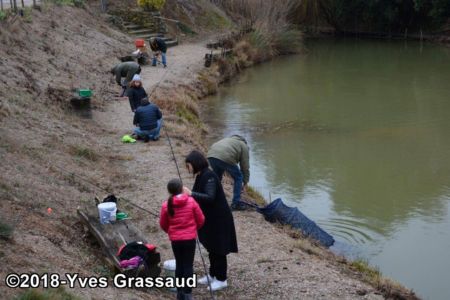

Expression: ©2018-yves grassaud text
xmin=4 ymin=273 xmax=197 ymax=289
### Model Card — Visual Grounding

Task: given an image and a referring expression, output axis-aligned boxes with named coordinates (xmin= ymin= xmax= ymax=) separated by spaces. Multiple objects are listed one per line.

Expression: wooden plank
xmin=77 ymin=208 xmax=161 ymax=278
xmin=77 ymin=209 xmax=122 ymax=270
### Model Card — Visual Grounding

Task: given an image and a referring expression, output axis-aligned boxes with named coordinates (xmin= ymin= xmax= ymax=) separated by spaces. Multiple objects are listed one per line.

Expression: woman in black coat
xmin=183 ymin=150 xmax=238 ymax=292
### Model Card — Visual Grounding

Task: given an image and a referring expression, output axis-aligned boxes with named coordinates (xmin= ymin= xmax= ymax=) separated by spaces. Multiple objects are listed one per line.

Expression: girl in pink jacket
xmin=160 ymin=179 xmax=205 ymax=300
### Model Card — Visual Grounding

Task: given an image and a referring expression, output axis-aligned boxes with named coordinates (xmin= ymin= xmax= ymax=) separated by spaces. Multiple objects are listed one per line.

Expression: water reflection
xmin=204 ymin=39 xmax=450 ymax=299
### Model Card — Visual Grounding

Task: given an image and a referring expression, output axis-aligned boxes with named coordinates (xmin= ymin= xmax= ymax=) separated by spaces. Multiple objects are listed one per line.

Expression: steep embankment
xmin=0 ymin=5 xmax=153 ymax=300
xmin=0 ymin=3 xmax=416 ymax=300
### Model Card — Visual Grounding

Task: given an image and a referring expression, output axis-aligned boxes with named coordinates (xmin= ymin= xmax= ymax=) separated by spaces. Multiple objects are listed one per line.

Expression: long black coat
xmin=191 ymin=168 xmax=238 ymax=255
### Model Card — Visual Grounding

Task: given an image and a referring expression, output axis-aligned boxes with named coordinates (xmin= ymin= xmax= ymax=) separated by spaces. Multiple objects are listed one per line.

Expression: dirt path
xmin=94 ymin=42 xmax=383 ymax=299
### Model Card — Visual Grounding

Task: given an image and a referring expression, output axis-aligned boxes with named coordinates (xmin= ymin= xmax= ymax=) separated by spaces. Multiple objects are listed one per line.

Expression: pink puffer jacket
xmin=159 ymin=193 xmax=205 ymax=241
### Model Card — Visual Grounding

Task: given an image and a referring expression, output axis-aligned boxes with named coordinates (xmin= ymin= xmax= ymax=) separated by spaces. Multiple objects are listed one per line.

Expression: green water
xmin=204 ymin=39 xmax=450 ymax=300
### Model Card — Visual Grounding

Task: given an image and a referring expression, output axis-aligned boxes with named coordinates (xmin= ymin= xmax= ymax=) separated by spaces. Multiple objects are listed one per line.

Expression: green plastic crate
xmin=78 ymin=89 xmax=92 ymax=98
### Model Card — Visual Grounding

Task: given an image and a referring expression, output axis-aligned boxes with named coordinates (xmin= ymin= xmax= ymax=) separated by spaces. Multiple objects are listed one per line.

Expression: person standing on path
xmin=149 ymin=37 xmax=168 ymax=68
xmin=183 ymin=150 xmax=238 ymax=292
xmin=207 ymin=135 xmax=250 ymax=211
xmin=111 ymin=61 xmax=141 ymax=96
xmin=160 ymin=178 xmax=205 ymax=300
xmin=126 ymin=74 xmax=147 ymax=112
xmin=132 ymin=98 xmax=163 ymax=142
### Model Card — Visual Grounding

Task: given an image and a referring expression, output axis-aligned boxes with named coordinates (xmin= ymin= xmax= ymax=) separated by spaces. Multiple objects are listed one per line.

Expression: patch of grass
xmin=15 ymin=287 xmax=80 ymax=300
xmin=107 ymin=154 xmax=134 ymax=161
xmin=198 ymin=72 xmax=218 ymax=95
xmin=273 ymin=28 xmax=303 ymax=55
xmin=349 ymin=259 xmax=381 ymax=282
xmin=0 ymin=10 xmax=9 ymax=22
xmin=176 ymin=106 xmax=201 ymax=127
xmin=345 ymin=258 xmax=418 ymax=299
xmin=198 ymin=10 xmax=231 ymax=29
xmin=23 ymin=7 xmax=33 ymax=23
xmin=0 ymin=222 xmax=14 ymax=240
xmin=293 ymin=239 xmax=322 ymax=256
xmin=177 ymin=22 xmax=196 ymax=35
xmin=244 ymin=186 xmax=267 ymax=206
xmin=69 ymin=145 xmax=99 ymax=162
xmin=92 ymin=265 xmax=114 ymax=278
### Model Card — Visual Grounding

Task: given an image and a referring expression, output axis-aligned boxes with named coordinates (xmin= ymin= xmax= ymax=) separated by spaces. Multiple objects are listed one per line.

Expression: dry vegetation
xmin=214 ymin=0 xmax=303 ymax=61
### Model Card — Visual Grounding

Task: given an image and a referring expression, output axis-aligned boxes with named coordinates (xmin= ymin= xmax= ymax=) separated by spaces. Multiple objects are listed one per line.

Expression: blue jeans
xmin=152 ymin=52 xmax=167 ymax=66
xmin=134 ymin=119 xmax=163 ymax=140
xmin=208 ymin=157 xmax=243 ymax=205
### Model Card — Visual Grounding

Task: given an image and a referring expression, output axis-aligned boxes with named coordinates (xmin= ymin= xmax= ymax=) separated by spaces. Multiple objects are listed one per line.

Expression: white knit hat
xmin=132 ymin=74 xmax=141 ymax=82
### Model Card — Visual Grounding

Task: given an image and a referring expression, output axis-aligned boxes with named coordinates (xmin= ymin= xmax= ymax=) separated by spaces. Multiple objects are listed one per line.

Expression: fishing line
xmin=163 ymin=126 xmax=215 ymax=299
xmin=48 ymin=164 xmax=160 ymax=218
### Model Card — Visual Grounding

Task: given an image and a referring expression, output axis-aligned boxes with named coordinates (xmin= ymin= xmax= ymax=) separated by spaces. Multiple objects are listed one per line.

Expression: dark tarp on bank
xmin=257 ymin=198 xmax=335 ymax=247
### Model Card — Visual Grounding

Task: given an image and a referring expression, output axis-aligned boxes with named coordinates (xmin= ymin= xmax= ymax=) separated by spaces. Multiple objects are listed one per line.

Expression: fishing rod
xmin=163 ymin=127 xmax=215 ymax=300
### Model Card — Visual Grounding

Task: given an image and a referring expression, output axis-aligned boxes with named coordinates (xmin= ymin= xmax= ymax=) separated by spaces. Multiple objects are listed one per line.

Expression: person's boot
xmin=231 ymin=202 xmax=248 ymax=211
xmin=143 ymin=135 xmax=150 ymax=143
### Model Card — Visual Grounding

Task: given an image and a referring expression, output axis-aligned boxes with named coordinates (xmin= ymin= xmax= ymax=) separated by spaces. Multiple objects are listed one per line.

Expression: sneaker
xmin=143 ymin=135 xmax=150 ymax=143
xmin=208 ymin=279 xmax=228 ymax=292
xmin=198 ymin=274 xmax=215 ymax=285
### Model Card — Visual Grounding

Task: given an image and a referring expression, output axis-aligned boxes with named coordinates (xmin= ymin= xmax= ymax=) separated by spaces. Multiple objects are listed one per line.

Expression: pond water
xmin=203 ymin=38 xmax=450 ymax=300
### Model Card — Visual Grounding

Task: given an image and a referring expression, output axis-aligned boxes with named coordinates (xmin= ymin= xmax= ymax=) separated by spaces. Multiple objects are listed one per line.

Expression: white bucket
xmin=98 ymin=202 xmax=117 ymax=224
xmin=163 ymin=259 xmax=176 ymax=278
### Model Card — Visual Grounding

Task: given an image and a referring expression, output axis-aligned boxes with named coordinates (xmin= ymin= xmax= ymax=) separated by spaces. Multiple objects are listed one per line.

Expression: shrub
xmin=0 ymin=10 xmax=9 ymax=22
xmin=48 ymin=0 xmax=85 ymax=8
xmin=69 ymin=145 xmax=99 ymax=161
xmin=137 ymin=0 xmax=166 ymax=11
xmin=178 ymin=22 xmax=196 ymax=35
xmin=0 ymin=222 xmax=14 ymax=240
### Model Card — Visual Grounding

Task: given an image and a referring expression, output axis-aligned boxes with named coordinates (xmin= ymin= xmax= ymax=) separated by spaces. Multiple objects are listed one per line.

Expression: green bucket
xmin=78 ymin=89 xmax=93 ymax=98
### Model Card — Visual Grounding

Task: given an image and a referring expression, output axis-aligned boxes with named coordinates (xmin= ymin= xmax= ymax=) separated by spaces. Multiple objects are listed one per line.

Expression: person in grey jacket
xmin=111 ymin=61 xmax=141 ymax=96
xmin=207 ymin=135 xmax=250 ymax=211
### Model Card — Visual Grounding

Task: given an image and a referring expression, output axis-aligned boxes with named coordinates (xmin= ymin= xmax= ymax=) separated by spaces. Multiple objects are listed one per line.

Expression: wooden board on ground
xmin=77 ymin=208 xmax=161 ymax=278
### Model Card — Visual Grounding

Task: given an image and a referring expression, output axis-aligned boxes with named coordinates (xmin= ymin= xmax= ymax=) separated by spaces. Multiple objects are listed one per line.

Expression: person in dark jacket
xmin=183 ymin=150 xmax=238 ymax=292
xmin=149 ymin=37 xmax=167 ymax=67
xmin=111 ymin=61 xmax=141 ymax=96
xmin=133 ymin=98 xmax=163 ymax=142
xmin=126 ymin=74 xmax=147 ymax=112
